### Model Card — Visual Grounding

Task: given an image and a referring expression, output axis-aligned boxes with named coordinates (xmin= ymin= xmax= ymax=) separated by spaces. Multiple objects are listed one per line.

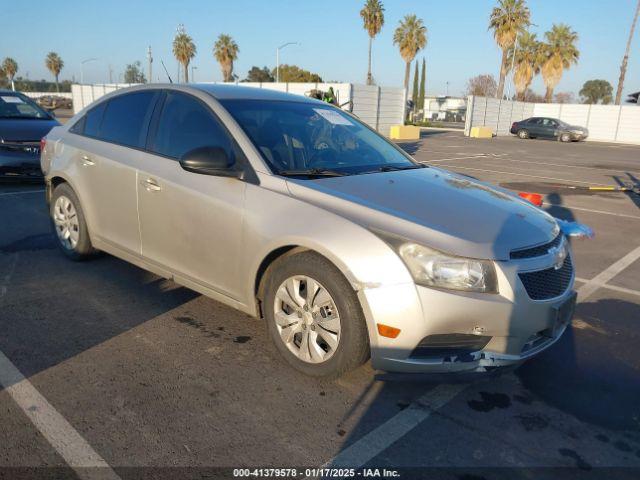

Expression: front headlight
xmin=372 ymin=230 xmax=498 ymax=293
xmin=570 ymin=129 xmax=583 ymax=134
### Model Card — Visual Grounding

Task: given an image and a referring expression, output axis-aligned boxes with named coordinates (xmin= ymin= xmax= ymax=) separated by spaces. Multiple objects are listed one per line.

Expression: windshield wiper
xmin=373 ymin=164 xmax=427 ymax=172
xmin=278 ymin=168 xmax=348 ymax=178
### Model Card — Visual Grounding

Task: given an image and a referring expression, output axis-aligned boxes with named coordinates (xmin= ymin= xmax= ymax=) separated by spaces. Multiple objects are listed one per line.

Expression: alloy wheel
xmin=273 ymin=275 xmax=341 ymax=364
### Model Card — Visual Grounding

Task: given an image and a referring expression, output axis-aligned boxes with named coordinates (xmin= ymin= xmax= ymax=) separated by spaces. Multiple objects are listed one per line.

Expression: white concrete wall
xmin=71 ymin=82 xmax=405 ymax=136
xmin=466 ymin=95 xmax=640 ymax=145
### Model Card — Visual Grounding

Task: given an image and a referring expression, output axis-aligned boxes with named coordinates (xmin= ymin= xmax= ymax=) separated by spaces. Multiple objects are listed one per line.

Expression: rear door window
xmin=150 ymin=91 xmax=232 ymax=159
xmin=98 ymin=91 xmax=157 ymax=148
xmin=80 ymin=102 xmax=107 ymax=137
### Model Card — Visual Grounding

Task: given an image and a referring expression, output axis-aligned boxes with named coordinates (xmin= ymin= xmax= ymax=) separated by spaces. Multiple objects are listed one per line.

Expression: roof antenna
xmin=160 ymin=60 xmax=173 ymax=83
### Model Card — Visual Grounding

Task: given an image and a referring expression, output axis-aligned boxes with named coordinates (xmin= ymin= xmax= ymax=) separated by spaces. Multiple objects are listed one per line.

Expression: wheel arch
xmin=252 ymin=242 xmax=362 ymax=317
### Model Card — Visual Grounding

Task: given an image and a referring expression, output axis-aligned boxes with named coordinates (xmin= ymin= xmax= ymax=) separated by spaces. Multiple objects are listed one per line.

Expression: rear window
xmin=71 ymin=102 xmax=106 ymax=137
xmin=98 ymin=91 xmax=156 ymax=148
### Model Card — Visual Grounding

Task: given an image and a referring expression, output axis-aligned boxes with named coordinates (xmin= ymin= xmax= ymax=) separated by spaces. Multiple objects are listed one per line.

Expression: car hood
xmin=286 ymin=167 xmax=558 ymax=260
xmin=0 ymin=118 xmax=60 ymax=142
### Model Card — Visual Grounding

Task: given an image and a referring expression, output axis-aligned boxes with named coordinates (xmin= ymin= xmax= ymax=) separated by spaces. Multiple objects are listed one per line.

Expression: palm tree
xmin=489 ymin=0 xmax=530 ymax=99
xmin=2 ymin=58 xmax=18 ymax=91
xmin=45 ymin=52 xmax=64 ymax=93
xmin=173 ymin=27 xmax=196 ymax=83
xmin=615 ymin=0 xmax=640 ymax=104
xmin=360 ymin=0 xmax=385 ymax=85
xmin=509 ymin=31 xmax=542 ymax=100
xmin=540 ymin=24 xmax=579 ymax=103
xmin=214 ymin=34 xmax=239 ymax=82
xmin=393 ymin=15 xmax=427 ymax=95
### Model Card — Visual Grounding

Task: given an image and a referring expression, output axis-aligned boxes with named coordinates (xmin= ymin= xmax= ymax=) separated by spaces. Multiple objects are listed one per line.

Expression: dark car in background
xmin=510 ymin=117 xmax=588 ymax=142
xmin=0 ymin=90 xmax=60 ymax=181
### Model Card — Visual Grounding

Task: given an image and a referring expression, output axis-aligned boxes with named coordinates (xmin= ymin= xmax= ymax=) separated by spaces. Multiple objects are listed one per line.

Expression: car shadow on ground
xmin=612 ymin=173 xmax=640 ymax=211
xmin=0 ymin=242 xmax=198 ymax=385
xmin=517 ymin=297 xmax=640 ymax=431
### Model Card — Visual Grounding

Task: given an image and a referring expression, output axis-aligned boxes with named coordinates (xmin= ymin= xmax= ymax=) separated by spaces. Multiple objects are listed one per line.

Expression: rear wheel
xmin=50 ymin=183 xmax=97 ymax=260
xmin=263 ymin=251 xmax=370 ymax=377
xmin=517 ymin=129 xmax=529 ymax=139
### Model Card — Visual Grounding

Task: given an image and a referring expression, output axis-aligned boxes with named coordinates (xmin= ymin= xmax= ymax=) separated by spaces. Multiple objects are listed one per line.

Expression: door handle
xmin=81 ymin=154 xmax=95 ymax=166
xmin=143 ymin=178 xmax=162 ymax=192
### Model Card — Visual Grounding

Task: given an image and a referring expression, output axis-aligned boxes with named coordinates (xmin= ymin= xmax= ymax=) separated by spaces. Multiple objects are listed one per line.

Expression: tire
xmin=50 ymin=183 xmax=97 ymax=260
xmin=517 ymin=129 xmax=529 ymax=139
xmin=559 ymin=132 xmax=571 ymax=143
xmin=263 ymin=251 xmax=370 ymax=377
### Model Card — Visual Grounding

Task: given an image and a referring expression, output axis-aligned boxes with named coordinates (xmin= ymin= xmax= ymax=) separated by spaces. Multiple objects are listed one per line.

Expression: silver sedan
xmin=41 ymin=84 xmax=576 ymax=377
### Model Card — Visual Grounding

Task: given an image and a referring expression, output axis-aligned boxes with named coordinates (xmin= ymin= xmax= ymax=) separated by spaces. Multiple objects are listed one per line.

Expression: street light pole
xmin=276 ymin=42 xmax=299 ymax=82
xmin=147 ymin=46 xmax=153 ymax=84
xmin=80 ymin=58 xmax=98 ymax=84
xmin=191 ymin=66 xmax=198 ymax=83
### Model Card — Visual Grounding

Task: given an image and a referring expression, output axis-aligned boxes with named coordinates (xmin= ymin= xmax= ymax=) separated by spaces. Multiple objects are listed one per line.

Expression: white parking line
xmin=452 ymin=153 xmax=640 ymax=175
xmin=0 ymin=189 xmax=45 ymax=197
xmin=423 ymin=154 xmax=488 ymax=162
xmin=577 ymin=245 xmax=640 ymax=302
xmin=323 ymin=384 xmax=467 ymax=468
xmin=433 ymin=164 xmax=614 ymax=186
xmin=576 ymin=276 xmax=640 ymax=298
xmin=0 ymin=255 xmax=120 ymax=480
xmin=0 ymin=353 xmax=121 ymax=479
xmin=542 ymin=203 xmax=640 ymax=220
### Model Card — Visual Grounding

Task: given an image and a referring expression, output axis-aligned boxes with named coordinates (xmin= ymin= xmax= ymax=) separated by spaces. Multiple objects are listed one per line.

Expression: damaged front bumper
xmin=358 ymin=253 xmax=576 ymax=374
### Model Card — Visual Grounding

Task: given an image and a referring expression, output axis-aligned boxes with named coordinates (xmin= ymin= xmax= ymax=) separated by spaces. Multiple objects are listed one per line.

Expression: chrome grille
xmin=510 ymin=234 xmax=563 ymax=259
xmin=518 ymin=256 xmax=573 ymax=300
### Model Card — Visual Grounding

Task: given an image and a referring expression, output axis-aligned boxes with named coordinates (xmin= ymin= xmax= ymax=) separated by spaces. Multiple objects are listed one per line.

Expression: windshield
xmin=0 ymin=93 xmax=51 ymax=120
xmin=220 ymin=99 xmax=418 ymax=176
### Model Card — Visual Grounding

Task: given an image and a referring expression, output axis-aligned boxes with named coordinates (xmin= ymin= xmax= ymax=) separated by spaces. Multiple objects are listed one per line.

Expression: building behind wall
xmin=423 ymin=96 xmax=467 ymax=122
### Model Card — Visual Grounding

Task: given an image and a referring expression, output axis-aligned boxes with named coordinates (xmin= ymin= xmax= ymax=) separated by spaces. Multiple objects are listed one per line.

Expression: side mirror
xmin=179 ymin=146 xmax=239 ymax=177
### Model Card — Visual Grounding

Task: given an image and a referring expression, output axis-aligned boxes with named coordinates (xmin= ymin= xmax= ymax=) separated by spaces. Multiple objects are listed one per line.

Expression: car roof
xmin=191 ymin=83 xmax=322 ymax=103
xmin=117 ymin=83 xmax=323 ymax=104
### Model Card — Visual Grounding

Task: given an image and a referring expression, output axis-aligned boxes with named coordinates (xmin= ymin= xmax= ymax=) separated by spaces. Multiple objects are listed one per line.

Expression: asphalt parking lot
xmin=1 ymin=131 xmax=639 ymax=479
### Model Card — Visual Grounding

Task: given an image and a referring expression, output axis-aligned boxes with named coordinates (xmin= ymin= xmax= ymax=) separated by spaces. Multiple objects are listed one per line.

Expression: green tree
xmin=270 ymin=64 xmax=322 ymax=82
xmin=360 ymin=0 xmax=385 ymax=85
xmin=124 ymin=61 xmax=147 ymax=83
xmin=173 ymin=27 xmax=196 ymax=83
xmin=214 ymin=34 xmax=239 ymax=82
xmin=411 ymin=61 xmax=419 ymax=111
xmin=418 ymin=58 xmax=426 ymax=109
xmin=540 ymin=24 xmax=579 ymax=102
xmin=508 ymin=31 xmax=542 ymax=100
xmin=489 ymin=0 xmax=531 ymax=99
xmin=2 ymin=57 xmax=18 ymax=91
xmin=393 ymin=14 xmax=427 ymax=95
xmin=579 ymin=79 xmax=613 ymax=104
xmin=615 ymin=0 xmax=640 ymax=104
xmin=45 ymin=52 xmax=64 ymax=93
xmin=244 ymin=66 xmax=274 ymax=82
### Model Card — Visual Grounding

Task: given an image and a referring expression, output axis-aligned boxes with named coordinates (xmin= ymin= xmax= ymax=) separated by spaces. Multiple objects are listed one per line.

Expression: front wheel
xmin=263 ymin=251 xmax=370 ymax=377
xmin=559 ymin=132 xmax=572 ymax=143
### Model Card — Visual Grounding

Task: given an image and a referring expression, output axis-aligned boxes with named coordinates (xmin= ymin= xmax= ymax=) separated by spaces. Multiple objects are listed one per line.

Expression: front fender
xmin=241 ymin=182 xmax=414 ymax=312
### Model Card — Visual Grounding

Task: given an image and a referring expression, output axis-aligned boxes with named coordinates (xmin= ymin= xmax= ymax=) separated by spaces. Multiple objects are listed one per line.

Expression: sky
xmin=2 ymin=0 xmax=639 ymax=99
